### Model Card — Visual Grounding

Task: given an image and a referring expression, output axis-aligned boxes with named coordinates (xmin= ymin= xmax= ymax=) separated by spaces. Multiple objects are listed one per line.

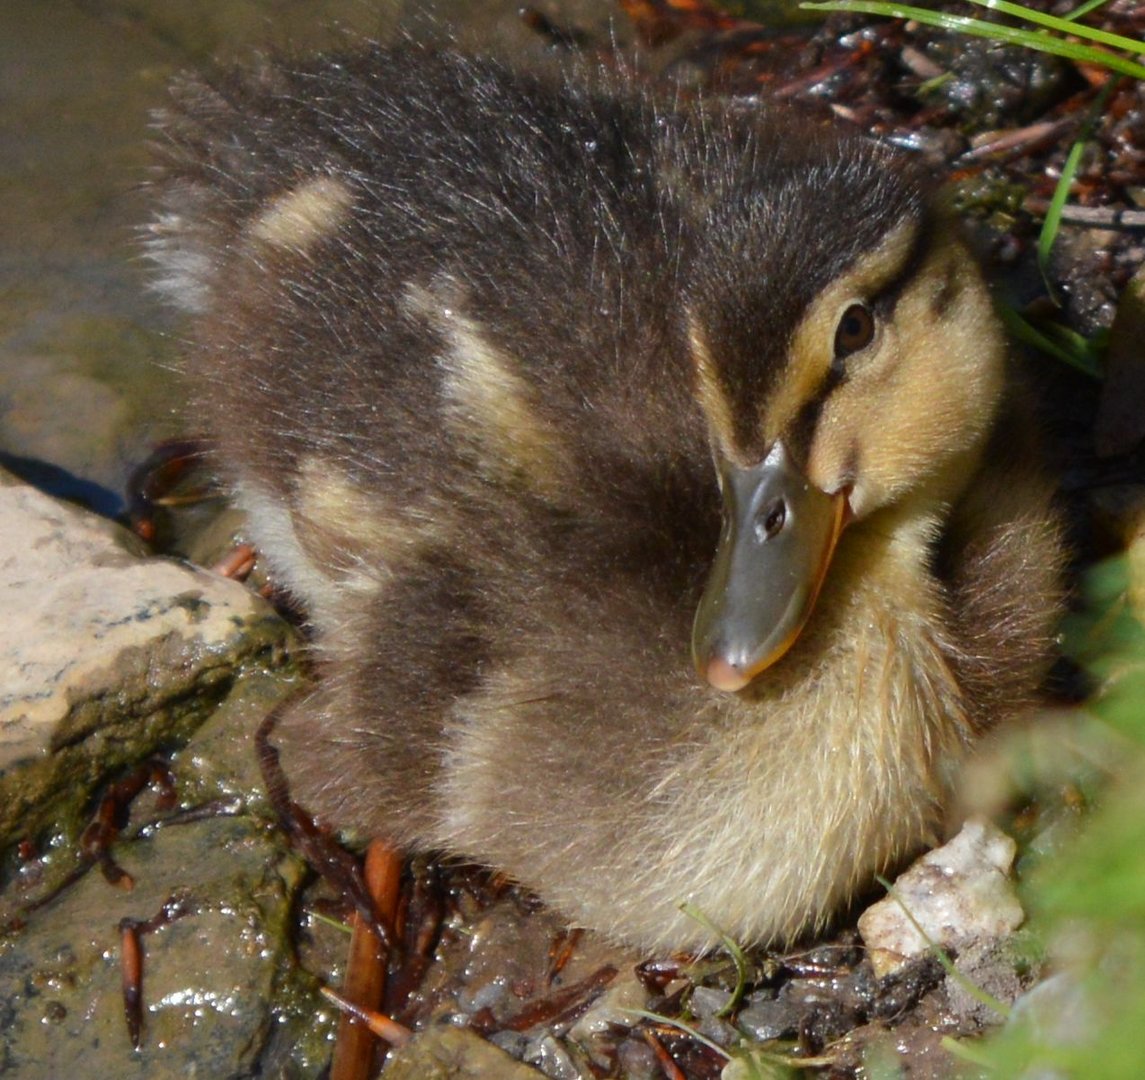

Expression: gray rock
xmin=736 ymin=993 xmax=802 ymax=1042
xmin=567 ymin=967 xmax=649 ymax=1041
xmin=0 ymin=473 xmax=322 ymax=1077
xmin=523 ymin=1033 xmax=587 ymax=1080
xmin=0 ymin=469 xmax=293 ymax=850
xmin=689 ymin=984 xmax=739 ymax=1045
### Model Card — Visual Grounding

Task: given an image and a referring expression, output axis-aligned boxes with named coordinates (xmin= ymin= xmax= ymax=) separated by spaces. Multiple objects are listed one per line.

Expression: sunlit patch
xmin=146 ymin=208 xmax=215 ymax=314
xmin=405 ymin=283 xmax=566 ymax=499
xmin=152 ymin=986 xmax=242 ymax=1017
xmin=248 ymin=176 xmax=354 ymax=251
xmin=293 ymin=457 xmax=419 ymax=587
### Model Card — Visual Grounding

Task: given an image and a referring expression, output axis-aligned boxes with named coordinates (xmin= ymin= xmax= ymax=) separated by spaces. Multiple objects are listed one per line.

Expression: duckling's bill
xmin=693 ymin=441 xmax=849 ymax=692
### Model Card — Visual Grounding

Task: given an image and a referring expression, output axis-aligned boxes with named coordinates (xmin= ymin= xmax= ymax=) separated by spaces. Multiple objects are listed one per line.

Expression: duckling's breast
xmin=428 ymin=505 xmax=971 ymax=950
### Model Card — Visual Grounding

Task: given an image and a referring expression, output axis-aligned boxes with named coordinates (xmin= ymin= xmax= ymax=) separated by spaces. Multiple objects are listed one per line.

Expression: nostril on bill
xmin=754 ymin=497 xmax=787 ymax=543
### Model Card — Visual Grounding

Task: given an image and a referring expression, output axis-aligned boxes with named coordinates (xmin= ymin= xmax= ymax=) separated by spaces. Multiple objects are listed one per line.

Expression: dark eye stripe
xmin=930 ymin=257 xmax=962 ymax=318
xmin=785 ymin=393 xmax=826 ymax=465
xmin=785 ymin=220 xmax=936 ymax=460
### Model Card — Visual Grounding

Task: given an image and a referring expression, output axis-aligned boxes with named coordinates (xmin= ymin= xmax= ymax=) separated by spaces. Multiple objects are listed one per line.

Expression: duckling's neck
xmin=829 ymin=494 xmax=956 ymax=665
xmin=836 ymin=425 xmax=989 ymax=632
xmin=640 ymin=494 xmax=974 ymax=948
xmin=844 ymin=499 xmax=945 ymax=597
xmin=769 ymin=488 xmax=973 ymax=781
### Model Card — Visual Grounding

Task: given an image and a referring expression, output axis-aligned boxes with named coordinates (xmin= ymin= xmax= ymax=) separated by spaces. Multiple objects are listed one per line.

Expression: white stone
xmin=858 ymin=817 xmax=1025 ymax=978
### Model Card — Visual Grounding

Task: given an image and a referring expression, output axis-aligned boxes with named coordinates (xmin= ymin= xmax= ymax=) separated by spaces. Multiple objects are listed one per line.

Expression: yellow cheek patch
xmin=405 ymin=284 xmax=567 ymax=500
xmin=808 ymin=238 xmax=1006 ymax=516
xmin=687 ymin=314 xmax=740 ymax=461
xmin=248 ymin=176 xmax=354 ymax=252
xmin=773 ymin=218 xmax=921 ymax=447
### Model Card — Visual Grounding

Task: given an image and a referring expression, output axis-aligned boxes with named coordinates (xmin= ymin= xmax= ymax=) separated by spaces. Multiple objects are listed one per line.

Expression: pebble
xmin=857 ymin=818 xmax=1025 ymax=978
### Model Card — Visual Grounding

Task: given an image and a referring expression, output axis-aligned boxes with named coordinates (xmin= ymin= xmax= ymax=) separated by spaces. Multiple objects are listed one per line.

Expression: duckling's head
xmin=677 ymin=118 xmax=1007 ymax=691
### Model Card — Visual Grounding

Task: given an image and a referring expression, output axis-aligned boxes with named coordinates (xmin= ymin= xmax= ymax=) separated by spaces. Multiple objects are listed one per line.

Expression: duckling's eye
xmin=833 ymin=303 xmax=875 ymax=360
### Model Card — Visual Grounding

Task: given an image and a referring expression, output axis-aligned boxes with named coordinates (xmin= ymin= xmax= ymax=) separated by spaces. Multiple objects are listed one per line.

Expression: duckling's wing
xmin=149 ymin=48 xmax=720 ymax=613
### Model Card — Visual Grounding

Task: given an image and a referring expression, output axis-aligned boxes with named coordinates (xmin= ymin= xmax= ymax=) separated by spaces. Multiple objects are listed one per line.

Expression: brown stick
xmin=1022 ymin=198 xmax=1145 ymax=230
xmin=120 ymin=921 xmax=144 ymax=1051
xmin=254 ymin=708 xmax=394 ymax=945
xmin=321 ymin=987 xmax=413 ymax=1047
xmin=546 ymin=926 xmax=583 ymax=985
xmin=117 ymin=894 xmax=191 ymax=1052
xmin=210 ymin=543 xmax=257 ymax=581
xmin=643 ymin=1028 xmax=687 ymax=1080
xmin=498 ymin=964 xmax=618 ymax=1033
xmin=329 ymin=838 xmax=406 ymax=1080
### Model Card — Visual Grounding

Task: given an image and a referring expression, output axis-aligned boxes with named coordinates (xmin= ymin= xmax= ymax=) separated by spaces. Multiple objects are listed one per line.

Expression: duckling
xmin=147 ymin=44 xmax=1063 ymax=952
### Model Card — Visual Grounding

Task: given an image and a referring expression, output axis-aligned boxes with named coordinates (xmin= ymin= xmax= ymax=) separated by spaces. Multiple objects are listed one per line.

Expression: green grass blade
xmin=1038 ymin=80 xmax=1116 ymax=301
xmin=1061 ymin=0 xmax=1113 ymax=23
xmin=621 ymin=1009 xmax=731 ymax=1058
xmin=307 ymin=908 xmax=352 ymax=934
xmin=800 ymin=2 xmax=1145 ymax=79
xmin=1038 ymin=137 xmax=1087 ymax=298
xmin=965 ymin=0 xmax=1145 ymax=56
xmin=941 ymin=1035 xmax=999 ymax=1067
xmin=1000 ymin=307 xmax=1103 ymax=377
xmin=1041 ymin=321 xmax=1108 ymax=360
xmin=679 ymin=901 xmax=750 ymax=1017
